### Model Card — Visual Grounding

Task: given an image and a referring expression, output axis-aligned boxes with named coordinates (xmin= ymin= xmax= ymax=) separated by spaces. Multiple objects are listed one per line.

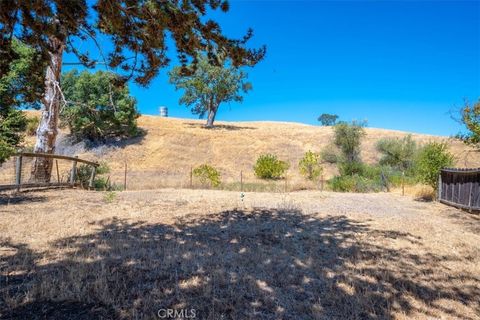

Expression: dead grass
xmin=1 ymin=189 xmax=479 ymax=319
xmin=16 ymin=113 xmax=480 ymax=191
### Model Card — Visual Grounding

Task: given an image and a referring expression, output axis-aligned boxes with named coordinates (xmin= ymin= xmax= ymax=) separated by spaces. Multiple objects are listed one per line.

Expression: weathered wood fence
xmin=0 ymin=152 xmax=99 ymax=192
xmin=439 ymin=168 xmax=480 ymax=211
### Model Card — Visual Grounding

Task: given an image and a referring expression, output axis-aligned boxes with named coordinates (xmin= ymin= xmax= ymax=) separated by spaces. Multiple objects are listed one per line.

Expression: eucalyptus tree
xmin=0 ymin=0 xmax=265 ymax=181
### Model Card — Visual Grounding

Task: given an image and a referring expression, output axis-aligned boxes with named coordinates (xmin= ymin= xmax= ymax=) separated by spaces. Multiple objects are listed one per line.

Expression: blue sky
xmin=65 ymin=0 xmax=480 ymax=136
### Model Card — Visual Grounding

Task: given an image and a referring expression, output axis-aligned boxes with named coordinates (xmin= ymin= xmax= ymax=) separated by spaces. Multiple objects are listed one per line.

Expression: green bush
xmin=193 ymin=164 xmax=221 ymax=188
xmin=328 ymin=174 xmax=383 ymax=193
xmin=376 ymin=135 xmax=417 ymax=171
xmin=0 ymin=108 xmax=27 ymax=163
xmin=339 ymin=161 xmax=365 ymax=176
xmin=254 ymin=154 xmax=289 ymax=180
xmin=414 ymin=142 xmax=454 ymax=190
xmin=76 ymin=162 xmax=111 ymax=190
xmin=299 ymin=151 xmax=323 ymax=181
xmin=333 ymin=121 xmax=366 ymax=163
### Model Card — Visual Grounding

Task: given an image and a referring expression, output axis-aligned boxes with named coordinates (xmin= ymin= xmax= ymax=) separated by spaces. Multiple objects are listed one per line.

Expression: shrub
xmin=414 ymin=142 xmax=454 ymax=190
xmin=339 ymin=161 xmax=365 ymax=176
xmin=254 ymin=154 xmax=289 ymax=180
xmin=328 ymin=174 xmax=383 ymax=193
xmin=193 ymin=164 xmax=221 ymax=188
xmin=0 ymin=108 xmax=27 ymax=163
xmin=376 ymin=135 xmax=417 ymax=171
xmin=333 ymin=121 xmax=366 ymax=163
xmin=299 ymin=151 xmax=323 ymax=181
xmin=76 ymin=162 xmax=111 ymax=190
xmin=25 ymin=117 xmax=39 ymax=136
xmin=320 ymin=147 xmax=338 ymax=164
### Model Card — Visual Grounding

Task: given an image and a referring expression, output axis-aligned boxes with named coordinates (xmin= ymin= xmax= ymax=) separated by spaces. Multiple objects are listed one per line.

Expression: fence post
xmin=70 ymin=156 xmax=78 ymax=186
xmin=437 ymin=173 xmax=442 ymax=201
xmin=89 ymin=165 xmax=97 ymax=190
xmin=320 ymin=174 xmax=324 ymax=191
xmin=15 ymin=155 xmax=23 ymax=192
xmin=240 ymin=170 xmax=243 ymax=192
xmin=402 ymin=171 xmax=405 ymax=196
xmin=284 ymin=175 xmax=287 ymax=193
xmin=190 ymin=166 xmax=193 ymax=188
xmin=55 ymin=160 xmax=60 ymax=183
xmin=124 ymin=161 xmax=127 ymax=191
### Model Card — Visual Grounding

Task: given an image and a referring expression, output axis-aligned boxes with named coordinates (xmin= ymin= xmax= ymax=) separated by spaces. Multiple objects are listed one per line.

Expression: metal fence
xmin=0 ymin=152 xmax=99 ymax=192
xmin=439 ymin=168 xmax=480 ymax=211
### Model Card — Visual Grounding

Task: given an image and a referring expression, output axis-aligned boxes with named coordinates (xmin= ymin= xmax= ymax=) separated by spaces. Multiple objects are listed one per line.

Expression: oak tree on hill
xmin=169 ymin=54 xmax=252 ymax=128
xmin=318 ymin=113 xmax=339 ymax=126
xmin=0 ymin=0 xmax=265 ymax=182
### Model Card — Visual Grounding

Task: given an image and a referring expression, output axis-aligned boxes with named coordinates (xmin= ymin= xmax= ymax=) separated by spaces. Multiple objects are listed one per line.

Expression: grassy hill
xmin=62 ymin=115 xmax=479 ymax=190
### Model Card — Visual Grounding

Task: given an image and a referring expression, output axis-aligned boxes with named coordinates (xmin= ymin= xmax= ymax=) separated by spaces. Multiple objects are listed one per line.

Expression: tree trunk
xmin=30 ymin=36 xmax=65 ymax=183
xmin=205 ymin=105 xmax=218 ymax=128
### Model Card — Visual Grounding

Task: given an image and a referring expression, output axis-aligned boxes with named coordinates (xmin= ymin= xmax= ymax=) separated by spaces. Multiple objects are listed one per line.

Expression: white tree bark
xmin=30 ymin=36 xmax=65 ymax=182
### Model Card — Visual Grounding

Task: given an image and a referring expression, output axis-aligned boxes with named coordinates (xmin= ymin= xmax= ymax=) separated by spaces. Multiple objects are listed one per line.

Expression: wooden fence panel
xmin=439 ymin=168 xmax=480 ymax=211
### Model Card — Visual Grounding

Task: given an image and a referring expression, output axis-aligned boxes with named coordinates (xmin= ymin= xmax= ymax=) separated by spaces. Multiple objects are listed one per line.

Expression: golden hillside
xmin=67 ymin=115 xmax=479 ymax=189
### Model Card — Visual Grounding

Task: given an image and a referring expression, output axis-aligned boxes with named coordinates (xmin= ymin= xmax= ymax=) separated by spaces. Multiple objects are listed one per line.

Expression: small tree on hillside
xmin=318 ymin=113 xmax=339 ymax=126
xmin=299 ymin=151 xmax=323 ymax=181
xmin=333 ymin=121 xmax=367 ymax=164
xmin=61 ymin=70 xmax=139 ymax=142
xmin=457 ymin=99 xmax=480 ymax=150
xmin=169 ymin=54 xmax=253 ymax=128
xmin=414 ymin=142 xmax=454 ymax=191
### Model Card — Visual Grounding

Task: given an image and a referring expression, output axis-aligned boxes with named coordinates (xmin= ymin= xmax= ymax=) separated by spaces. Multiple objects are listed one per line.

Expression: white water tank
xmin=159 ymin=106 xmax=168 ymax=117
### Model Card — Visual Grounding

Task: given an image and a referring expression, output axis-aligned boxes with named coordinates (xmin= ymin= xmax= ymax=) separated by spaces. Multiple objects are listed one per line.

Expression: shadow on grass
xmin=0 ymin=193 xmax=48 ymax=205
xmin=1 ymin=209 xmax=478 ymax=319
xmin=184 ymin=122 xmax=256 ymax=131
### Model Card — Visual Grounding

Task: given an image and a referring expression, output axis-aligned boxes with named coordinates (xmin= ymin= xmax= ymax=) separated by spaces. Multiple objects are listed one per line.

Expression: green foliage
xmin=333 ymin=121 xmax=367 ymax=163
xmin=254 ymin=154 xmax=289 ymax=180
xmin=318 ymin=113 xmax=339 ymax=126
xmin=61 ymin=70 xmax=140 ymax=142
xmin=193 ymin=164 xmax=221 ymax=188
xmin=0 ymin=39 xmax=40 ymax=163
xmin=103 ymin=191 xmax=117 ymax=204
xmin=457 ymin=99 xmax=480 ymax=149
xmin=169 ymin=54 xmax=252 ymax=127
xmin=414 ymin=142 xmax=454 ymax=190
xmin=299 ymin=151 xmax=323 ymax=181
xmin=376 ymin=135 xmax=417 ymax=171
xmin=328 ymin=175 xmax=383 ymax=193
xmin=26 ymin=117 xmax=40 ymax=136
xmin=0 ymin=38 xmax=44 ymax=110
xmin=0 ymin=1 xmax=265 ymax=88
xmin=0 ymin=108 xmax=27 ymax=163
xmin=76 ymin=162 xmax=111 ymax=190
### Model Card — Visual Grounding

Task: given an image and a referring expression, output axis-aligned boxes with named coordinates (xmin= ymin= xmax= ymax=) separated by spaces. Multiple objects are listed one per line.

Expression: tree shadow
xmin=184 ymin=122 xmax=256 ymax=131
xmin=0 ymin=193 xmax=48 ymax=205
xmin=1 ymin=209 xmax=478 ymax=319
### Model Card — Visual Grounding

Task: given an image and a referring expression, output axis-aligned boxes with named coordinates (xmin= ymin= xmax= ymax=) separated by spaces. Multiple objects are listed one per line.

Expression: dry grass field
xmin=1 ymin=188 xmax=479 ymax=319
xmin=3 ymin=113 xmax=477 ymax=190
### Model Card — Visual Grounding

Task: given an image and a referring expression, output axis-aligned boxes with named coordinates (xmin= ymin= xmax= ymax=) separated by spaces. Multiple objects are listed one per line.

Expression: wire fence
xmin=102 ymin=162 xmax=326 ymax=193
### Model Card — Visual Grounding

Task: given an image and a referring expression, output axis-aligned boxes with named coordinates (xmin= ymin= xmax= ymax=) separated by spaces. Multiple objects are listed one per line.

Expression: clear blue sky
xmin=65 ymin=0 xmax=480 ymax=136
